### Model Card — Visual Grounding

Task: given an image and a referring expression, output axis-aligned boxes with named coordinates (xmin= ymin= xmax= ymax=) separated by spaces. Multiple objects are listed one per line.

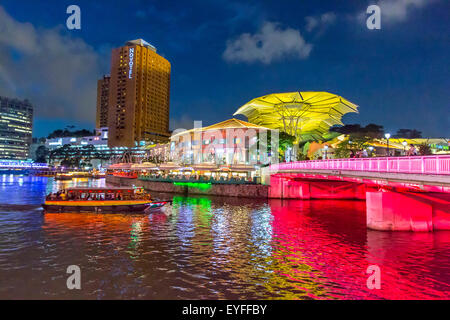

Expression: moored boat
xmin=92 ymin=172 xmax=106 ymax=179
xmin=112 ymin=172 xmax=138 ymax=179
xmin=54 ymin=173 xmax=73 ymax=180
xmin=42 ymin=187 xmax=170 ymax=213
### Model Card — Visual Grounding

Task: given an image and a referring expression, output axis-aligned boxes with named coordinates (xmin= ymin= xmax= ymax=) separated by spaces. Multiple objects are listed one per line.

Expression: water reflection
xmin=0 ymin=175 xmax=449 ymax=299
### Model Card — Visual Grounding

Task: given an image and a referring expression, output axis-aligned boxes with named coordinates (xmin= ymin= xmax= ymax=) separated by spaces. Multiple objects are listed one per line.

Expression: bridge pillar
xmin=269 ymin=175 xmax=310 ymax=199
xmin=366 ymin=191 xmax=450 ymax=232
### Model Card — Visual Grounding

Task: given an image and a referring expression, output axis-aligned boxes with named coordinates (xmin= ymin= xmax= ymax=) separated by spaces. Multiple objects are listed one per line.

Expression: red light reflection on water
xmin=269 ymin=199 xmax=450 ymax=299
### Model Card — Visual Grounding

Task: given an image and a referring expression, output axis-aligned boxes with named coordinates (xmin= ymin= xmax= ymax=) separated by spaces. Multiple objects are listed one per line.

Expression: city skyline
xmin=0 ymin=1 xmax=449 ymax=304
xmin=0 ymin=1 xmax=448 ymax=138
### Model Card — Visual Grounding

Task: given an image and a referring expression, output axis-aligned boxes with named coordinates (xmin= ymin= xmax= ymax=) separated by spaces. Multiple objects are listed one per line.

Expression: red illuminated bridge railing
xmin=270 ymin=155 xmax=450 ymax=175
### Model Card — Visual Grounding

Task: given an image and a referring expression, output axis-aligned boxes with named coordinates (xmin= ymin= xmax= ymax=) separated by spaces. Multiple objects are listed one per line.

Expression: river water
xmin=0 ymin=175 xmax=449 ymax=299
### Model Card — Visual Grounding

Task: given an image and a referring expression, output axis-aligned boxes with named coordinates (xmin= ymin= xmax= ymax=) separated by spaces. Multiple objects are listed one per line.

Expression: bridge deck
xmin=267 ymin=155 xmax=450 ymax=192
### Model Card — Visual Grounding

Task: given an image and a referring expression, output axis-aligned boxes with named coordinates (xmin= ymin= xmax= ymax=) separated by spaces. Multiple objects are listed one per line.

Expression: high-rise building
xmin=107 ymin=39 xmax=171 ymax=148
xmin=96 ymin=75 xmax=110 ymax=129
xmin=0 ymin=96 xmax=33 ymax=160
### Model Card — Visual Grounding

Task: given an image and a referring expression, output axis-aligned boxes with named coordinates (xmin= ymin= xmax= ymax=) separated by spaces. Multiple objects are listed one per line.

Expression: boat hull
xmin=42 ymin=200 xmax=168 ymax=213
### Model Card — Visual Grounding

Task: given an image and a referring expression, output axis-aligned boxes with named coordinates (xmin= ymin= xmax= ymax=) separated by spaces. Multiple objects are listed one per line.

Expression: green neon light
xmin=172 ymin=196 xmax=211 ymax=208
xmin=173 ymin=182 xmax=212 ymax=191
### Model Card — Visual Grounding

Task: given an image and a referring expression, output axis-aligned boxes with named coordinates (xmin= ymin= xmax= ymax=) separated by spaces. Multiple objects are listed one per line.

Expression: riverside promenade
xmin=106 ymin=175 xmax=268 ymax=198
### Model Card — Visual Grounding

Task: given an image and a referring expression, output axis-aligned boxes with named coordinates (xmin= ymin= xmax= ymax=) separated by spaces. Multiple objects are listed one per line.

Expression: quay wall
xmin=105 ymin=175 xmax=268 ymax=198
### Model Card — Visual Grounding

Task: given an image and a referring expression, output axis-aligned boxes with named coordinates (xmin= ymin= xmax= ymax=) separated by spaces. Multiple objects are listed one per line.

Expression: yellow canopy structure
xmin=234 ymin=91 xmax=359 ymax=141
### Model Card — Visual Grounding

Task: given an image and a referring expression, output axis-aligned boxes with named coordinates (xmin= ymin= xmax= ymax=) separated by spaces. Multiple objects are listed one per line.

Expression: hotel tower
xmin=107 ymin=39 xmax=171 ymax=148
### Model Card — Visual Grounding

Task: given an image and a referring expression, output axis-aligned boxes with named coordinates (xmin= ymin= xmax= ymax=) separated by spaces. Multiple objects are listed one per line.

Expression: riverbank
xmin=106 ymin=175 xmax=268 ymax=198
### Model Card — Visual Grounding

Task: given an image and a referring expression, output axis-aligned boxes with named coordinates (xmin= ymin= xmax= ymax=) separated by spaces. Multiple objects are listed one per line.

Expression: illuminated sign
xmin=49 ymin=138 xmax=62 ymax=146
xmin=128 ymin=47 xmax=134 ymax=79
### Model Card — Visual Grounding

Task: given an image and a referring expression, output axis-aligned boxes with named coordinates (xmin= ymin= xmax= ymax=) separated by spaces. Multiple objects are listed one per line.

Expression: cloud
xmin=170 ymin=114 xmax=196 ymax=131
xmin=305 ymin=12 xmax=337 ymax=33
xmin=223 ymin=22 xmax=312 ymax=64
xmin=379 ymin=0 xmax=428 ymax=23
xmin=355 ymin=0 xmax=431 ymax=24
xmin=0 ymin=6 xmax=103 ymax=124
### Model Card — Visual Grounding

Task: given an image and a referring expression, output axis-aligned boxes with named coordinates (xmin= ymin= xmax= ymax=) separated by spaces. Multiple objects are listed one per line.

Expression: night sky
xmin=0 ymin=0 xmax=448 ymax=138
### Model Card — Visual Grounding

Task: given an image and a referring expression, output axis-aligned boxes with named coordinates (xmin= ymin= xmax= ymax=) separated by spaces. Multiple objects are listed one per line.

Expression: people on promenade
xmin=407 ymin=144 xmax=418 ymax=156
xmin=361 ymin=149 xmax=368 ymax=157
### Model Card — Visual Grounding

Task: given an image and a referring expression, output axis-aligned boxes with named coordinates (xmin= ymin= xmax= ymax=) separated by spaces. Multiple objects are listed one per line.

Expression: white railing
xmin=270 ymin=155 xmax=450 ymax=175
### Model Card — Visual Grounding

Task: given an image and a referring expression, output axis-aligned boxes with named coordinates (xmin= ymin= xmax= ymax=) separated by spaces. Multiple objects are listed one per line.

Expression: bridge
xmin=265 ymin=155 xmax=450 ymax=232
xmin=0 ymin=160 xmax=49 ymax=173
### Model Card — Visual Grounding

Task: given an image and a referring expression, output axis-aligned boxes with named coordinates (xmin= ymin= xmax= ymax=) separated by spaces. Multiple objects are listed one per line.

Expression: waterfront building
xmin=96 ymin=75 xmax=111 ymax=129
xmin=107 ymin=39 xmax=171 ymax=148
xmin=45 ymin=127 xmax=145 ymax=167
xmin=169 ymin=118 xmax=272 ymax=165
xmin=46 ymin=127 xmax=109 ymax=151
xmin=0 ymin=96 xmax=33 ymax=160
xmin=145 ymin=143 xmax=171 ymax=163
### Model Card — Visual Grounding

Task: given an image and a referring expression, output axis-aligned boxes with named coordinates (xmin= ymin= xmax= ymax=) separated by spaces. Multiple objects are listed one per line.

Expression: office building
xmin=0 ymin=96 xmax=33 ymax=160
xmin=96 ymin=75 xmax=111 ymax=128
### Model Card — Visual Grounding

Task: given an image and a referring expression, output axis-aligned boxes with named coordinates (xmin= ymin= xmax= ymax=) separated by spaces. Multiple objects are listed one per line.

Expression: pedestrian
xmin=349 ymin=150 xmax=355 ymax=158
xmin=407 ymin=144 xmax=418 ymax=156
xmin=362 ymin=149 xmax=368 ymax=157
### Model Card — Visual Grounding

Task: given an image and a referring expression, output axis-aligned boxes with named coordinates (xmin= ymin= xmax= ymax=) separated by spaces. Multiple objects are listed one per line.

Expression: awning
xmin=131 ymin=162 xmax=157 ymax=170
xmin=234 ymin=91 xmax=359 ymax=141
xmin=108 ymin=163 xmax=133 ymax=170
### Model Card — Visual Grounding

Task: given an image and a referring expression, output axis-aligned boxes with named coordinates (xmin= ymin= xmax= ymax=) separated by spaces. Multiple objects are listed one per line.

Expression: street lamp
xmin=385 ymin=133 xmax=391 ymax=156
xmin=402 ymin=140 xmax=408 ymax=155
xmin=324 ymin=145 xmax=329 ymax=160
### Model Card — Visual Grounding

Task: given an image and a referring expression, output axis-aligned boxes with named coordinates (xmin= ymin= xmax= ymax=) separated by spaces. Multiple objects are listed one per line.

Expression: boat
xmin=92 ymin=172 xmax=106 ymax=179
xmin=112 ymin=171 xmax=138 ymax=179
xmin=42 ymin=187 xmax=171 ymax=213
xmin=54 ymin=173 xmax=73 ymax=180
xmin=69 ymin=171 xmax=92 ymax=178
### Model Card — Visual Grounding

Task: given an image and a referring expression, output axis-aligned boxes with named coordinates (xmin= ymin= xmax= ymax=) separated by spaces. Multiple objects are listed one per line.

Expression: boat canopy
xmin=66 ymin=187 xmax=135 ymax=193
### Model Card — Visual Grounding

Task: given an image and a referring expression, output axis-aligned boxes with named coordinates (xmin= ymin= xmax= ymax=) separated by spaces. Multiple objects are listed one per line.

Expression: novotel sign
xmin=128 ymin=47 xmax=134 ymax=79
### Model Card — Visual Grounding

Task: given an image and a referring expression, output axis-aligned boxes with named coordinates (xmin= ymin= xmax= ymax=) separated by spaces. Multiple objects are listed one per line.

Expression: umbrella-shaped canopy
xmin=234 ymin=91 xmax=358 ymax=141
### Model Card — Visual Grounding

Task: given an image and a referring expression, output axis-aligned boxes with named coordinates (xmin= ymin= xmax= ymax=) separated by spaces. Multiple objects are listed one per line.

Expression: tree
xmin=330 ymin=124 xmax=362 ymax=135
xmin=331 ymin=123 xmax=384 ymax=139
xmin=49 ymin=144 xmax=81 ymax=168
xmin=256 ymin=130 xmax=296 ymax=163
xmin=47 ymin=128 xmax=94 ymax=139
xmin=333 ymin=124 xmax=384 ymax=158
xmin=35 ymin=145 xmax=49 ymax=163
xmin=418 ymin=143 xmax=432 ymax=155
xmin=395 ymin=129 xmax=422 ymax=139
